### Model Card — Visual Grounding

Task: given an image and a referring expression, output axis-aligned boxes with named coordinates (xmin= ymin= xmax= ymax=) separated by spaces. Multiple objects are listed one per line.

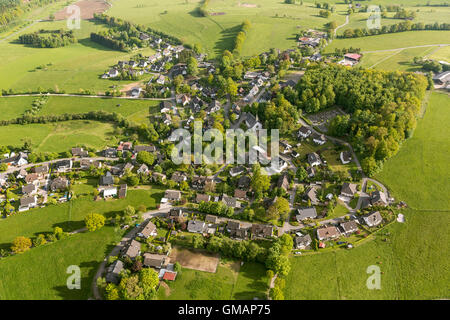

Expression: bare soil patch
xmin=53 ymin=0 xmax=110 ymax=20
xmin=169 ymin=247 xmax=219 ymax=273
xmin=238 ymin=3 xmax=258 ymax=8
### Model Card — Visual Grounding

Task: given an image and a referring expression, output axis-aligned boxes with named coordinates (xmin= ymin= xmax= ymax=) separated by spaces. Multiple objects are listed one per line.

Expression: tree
xmin=192 ymin=234 xmax=206 ymax=249
xmin=33 ymin=234 xmax=47 ymax=247
xmin=268 ymin=197 xmax=290 ymax=220
xmin=11 ymin=236 xmax=32 ymax=254
xmin=105 ymin=283 xmax=120 ymax=300
xmin=85 ymin=213 xmax=106 ymax=231
xmin=251 ymin=163 xmax=271 ymax=198
xmin=136 ymin=151 xmax=155 ymax=166
xmin=0 ymin=163 xmax=7 ymax=172
xmin=139 ymin=267 xmax=159 ymax=299
xmin=124 ymin=205 xmax=136 ymax=217
xmin=187 ymin=57 xmax=199 ymax=76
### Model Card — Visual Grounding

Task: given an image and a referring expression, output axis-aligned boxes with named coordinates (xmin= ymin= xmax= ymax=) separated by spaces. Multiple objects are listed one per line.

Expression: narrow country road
xmin=334 ymin=15 xmax=349 ymax=37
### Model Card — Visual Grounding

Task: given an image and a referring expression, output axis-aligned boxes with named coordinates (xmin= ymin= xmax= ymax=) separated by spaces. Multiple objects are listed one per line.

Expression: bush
xmin=85 ymin=213 xmax=106 ymax=231
xmin=11 ymin=236 xmax=32 ymax=254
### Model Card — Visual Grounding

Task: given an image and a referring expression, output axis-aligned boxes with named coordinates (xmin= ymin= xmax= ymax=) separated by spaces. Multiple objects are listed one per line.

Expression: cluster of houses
xmin=298 ymin=29 xmax=327 ymax=48
xmin=106 ymin=219 xmax=178 ymax=285
xmin=101 ymin=43 xmax=185 ymax=80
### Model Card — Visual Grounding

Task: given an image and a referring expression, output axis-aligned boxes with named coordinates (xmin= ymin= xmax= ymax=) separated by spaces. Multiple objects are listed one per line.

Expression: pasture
xmin=0 ymin=226 xmax=123 ymax=300
xmin=158 ymin=260 xmax=268 ymax=300
xmin=0 ymin=120 xmax=117 ymax=153
xmin=0 ymin=188 xmax=164 ymax=250
xmin=284 ymin=209 xmax=450 ymax=300
xmin=375 ymin=92 xmax=450 ymax=211
xmin=325 ymin=31 xmax=450 ymax=53
xmin=108 ymin=0 xmax=346 ymax=58
xmin=0 ymin=19 xmax=155 ymax=94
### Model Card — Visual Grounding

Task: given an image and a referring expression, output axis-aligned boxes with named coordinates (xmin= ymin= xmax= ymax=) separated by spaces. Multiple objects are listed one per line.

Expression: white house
xmin=102 ymin=187 xmax=117 ymax=198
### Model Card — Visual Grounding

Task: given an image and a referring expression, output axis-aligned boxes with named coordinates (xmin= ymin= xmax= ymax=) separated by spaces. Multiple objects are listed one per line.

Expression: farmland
xmin=0 ymin=19 xmax=155 ymax=94
xmin=157 ymin=260 xmax=268 ymax=300
xmin=284 ymin=209 xmax=450 ymax=300
xmin=375 ymin=92 xmax=450 ymax=211
xmin=0 ymin=120 xmax=117 ymax=153
xmin=107 ymin=0 xmax=346 ymax=58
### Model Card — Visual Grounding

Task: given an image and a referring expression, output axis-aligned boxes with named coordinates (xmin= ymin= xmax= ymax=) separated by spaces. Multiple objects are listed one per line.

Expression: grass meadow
xmin=158 ymin=260 xmax=268 ymax=300
xmin=0 ymin=187 xmax=164 ymax=299
xmin=376 ymin=92 xmax=450 ymax=211
xmin=325 ymin=31 xmax=450 ymax=53
xmin=0 ymin=226 xmax=122 ymax=300
xmin=107 ymin=0 xmax=346 ymax=58
xmin=0 ymin=19 xmax=155 ymax=94
xmin=0 ymin=120 xmax=117 ymax=153
xmin=284 ymin=209 xmax=450 ymax=300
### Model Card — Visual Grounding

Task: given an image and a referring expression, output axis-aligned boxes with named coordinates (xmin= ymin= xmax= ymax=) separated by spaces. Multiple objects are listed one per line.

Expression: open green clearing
xmin=426 ymin=45 xmax=450 ymax=63
xmin=0 ymin=187 xmax=164 ymax=299
xmin=0 ymin=226 xmax=122 ymax=300
xmin=0 ymin=19 xmax=155 ymax=94
xmin=158 ymin=261 xmax=267 ymax=300
xmin=0 ymin=188 xmax=164 ymax=250
xmin=0 ymin=96 xmax=159 ymax=121
xmin=325 ymin=31 xmax=450 ymax=53
xmin=284 ymin=209 xmax=450 ymax=300
xmin=108 ymin=0 xmax=346 ymax=58
xmin=0 ymin=120 xmax=118 ymax=153
xmin=360 ymin=46 xmax=441 ymax=71
xmin=376 ymin=92 xmax=450 ymax=211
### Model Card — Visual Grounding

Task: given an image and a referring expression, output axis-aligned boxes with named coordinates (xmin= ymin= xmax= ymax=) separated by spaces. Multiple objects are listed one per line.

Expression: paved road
xmin=0 ymin=93 xmax=171 ymax=101
xmin=4 ymin=157 xmax=119 ymax=174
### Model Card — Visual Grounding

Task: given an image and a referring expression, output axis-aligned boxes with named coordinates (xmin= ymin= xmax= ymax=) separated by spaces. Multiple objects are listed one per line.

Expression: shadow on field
xmin=52 ymin=260 xmax=99 ymax=300
xmin=78 ymin=38 xmax=117 ymax=52
xmin=214 ymin=25 xmax=242 ymax=56
xmin=232 ymin=263 xmax=268 ymax=300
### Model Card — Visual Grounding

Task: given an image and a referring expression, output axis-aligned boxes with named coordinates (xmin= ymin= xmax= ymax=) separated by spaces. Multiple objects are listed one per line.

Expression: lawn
xmin=0 ymin=19 xmax=155 ymax=94
xmin=108 ymin=0 xmax=346 ymax=58
xmin=360 ymin=46 xmax=439 ymax=71
xmin=375 ymin=92 xmax=450 ymax=210
xmin=284 ymin=208 xmax=450 ymax=299
xmin=0 ymin=120 xmax=118 ymax=153
xmin=157 ymin=260 xmax=268 ymax=300
xmin=0 ymin=226 xmax=123 ymax=300
xmin=0 ymin=188 xmax=165 ymax=251
xmin=426 ymin=45 xmax=450 ymax=63
xmin=324 ymin=31 xmax=450 ymax=53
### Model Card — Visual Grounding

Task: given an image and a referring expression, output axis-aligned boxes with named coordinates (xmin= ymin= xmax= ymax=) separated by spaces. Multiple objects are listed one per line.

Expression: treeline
xmin=18 ymin=29 xmax=76 ymax=48
xmin=296 ymin=65 xmax=428 ymax=176
xmin=0 ymin=110 xmax=160 ymax=143
xmin=197 ymin=0 xmax=210 ymax=17
xmin=341 ymin=20 xmax=450 ymax=38
xmin=232 ymin=20 xmax=251 ymax=56
xmin=198 ymin=201 xmax=234 ymax=218
xmin=90 ymin=32 xmax=126 ymax=51
xmin=0 ymin=0 xmax=58 ymax=26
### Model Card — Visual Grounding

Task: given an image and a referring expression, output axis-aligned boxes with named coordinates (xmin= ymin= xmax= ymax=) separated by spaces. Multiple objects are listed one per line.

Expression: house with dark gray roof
xmin=363 ymin=211 xmax=383 ymax=227
xmin=106 ymin=260 xmax=124 ymax=284
xmin=307 ymin=152 xmax=321 ymax=167
xmin=370 ymin=191 xmax=388 ymax=207
xmin=99 ymin=172 xmax=114 ymax=186
xmin=340 ymin=182 xmax=358 ymax=198
xmin=295 ymin=234 xmax=312 ymax=249
xmin=187 ymin=220 xmax=206 ymax=234
xmin=340 ymin=220 xmax=358 ymax=235
xmin=296 ymin=207 xmax=318 ymax=221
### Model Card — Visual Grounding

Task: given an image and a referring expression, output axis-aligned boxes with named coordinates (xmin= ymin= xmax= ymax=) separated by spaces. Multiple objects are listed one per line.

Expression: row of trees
xmin=198 ymin=201 xmax=235 ymax=217
xmin=296 ymin=65 xmax=428 ymax=176
xmin=18 ymin=29 xmax=77 ymax=48
xmin=232 ymin=20 xmax=251 ymax=56
xmin=341 ymin=21 xmax=450 ymax=38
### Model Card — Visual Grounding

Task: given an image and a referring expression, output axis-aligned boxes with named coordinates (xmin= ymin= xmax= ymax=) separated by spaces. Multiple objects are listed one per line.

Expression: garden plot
xmin=169 ymin=247 xmax=219 ymax=273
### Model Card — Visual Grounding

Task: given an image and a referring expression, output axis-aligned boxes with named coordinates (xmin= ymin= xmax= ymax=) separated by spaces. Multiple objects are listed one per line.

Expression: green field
xmin=0 ymin=188 xmax=164 ymax=250
xmin=108 ymin=0 xmax=346 ymax=58
xmin=0 ymin=120 xmax=117 ymax=153
xmin=0 ymin=19 xmax=155 ymax=94
xmin=376 ymin=92 xmax=450 ymax=211
xmin=0 ymin=226 xmax=122 ymax=300
xmin=360 ymin=46 xmax=440 ymax=71
xmin=427 ymin=45 xmax=450 ymax=63
xmin=325 ymin=31 xmax=450 ymax=53
xmin=158 ymin=261 xmax=268 ymax=300
xmin=284 ymin=209 xmax=450 ymax=300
